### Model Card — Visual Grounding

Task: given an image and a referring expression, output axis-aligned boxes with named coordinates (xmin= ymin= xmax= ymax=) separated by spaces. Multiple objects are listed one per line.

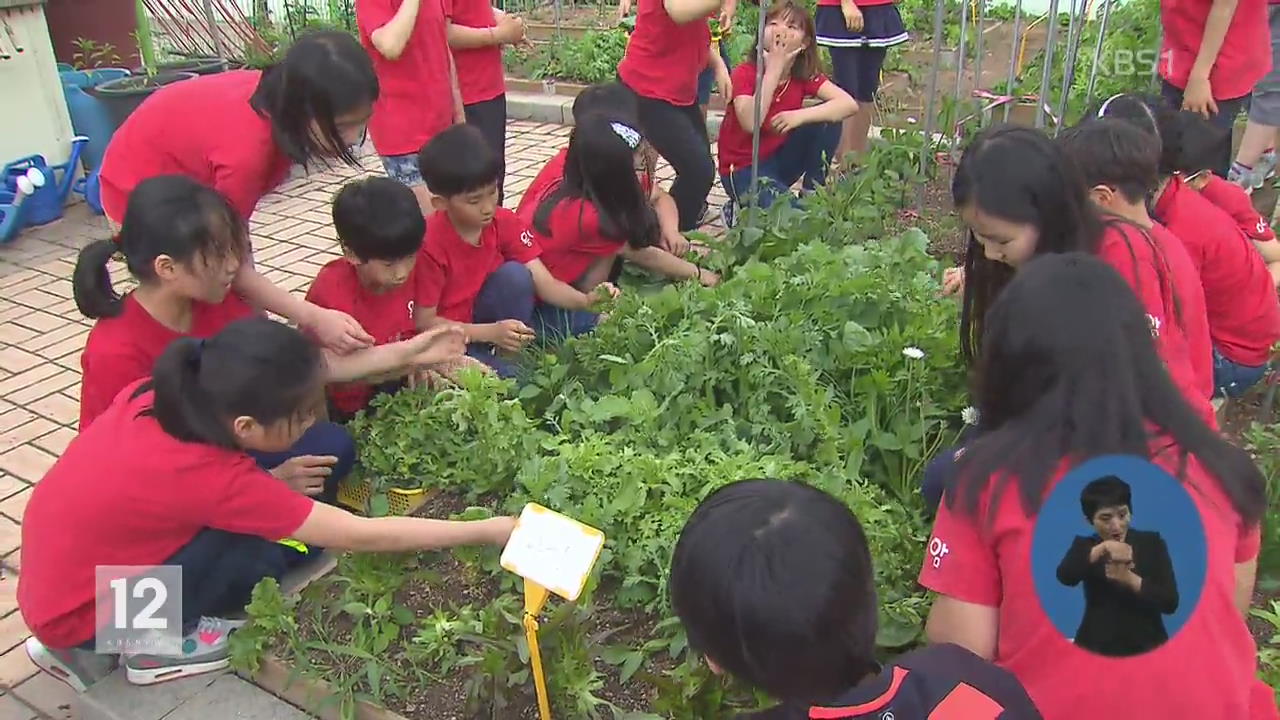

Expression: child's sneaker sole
xmin=25 ymin=637 xmax=116 ymax=693
xmin=125 ymin=656 xmax=230 ymax=686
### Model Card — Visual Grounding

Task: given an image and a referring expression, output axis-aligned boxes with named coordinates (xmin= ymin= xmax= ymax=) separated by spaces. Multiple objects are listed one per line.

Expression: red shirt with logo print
xmin=415 ymin=208 xmax=542 ymax=323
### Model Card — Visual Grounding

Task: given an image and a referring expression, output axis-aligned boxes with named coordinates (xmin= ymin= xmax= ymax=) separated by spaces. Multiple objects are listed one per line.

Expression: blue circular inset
xmin=1030 ymin=454 xmax=1207 ymax=656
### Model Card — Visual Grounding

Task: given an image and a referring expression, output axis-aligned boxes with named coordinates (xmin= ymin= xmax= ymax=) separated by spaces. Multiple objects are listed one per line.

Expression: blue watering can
xmin=2 ymin=136 xmax=90 ymax=230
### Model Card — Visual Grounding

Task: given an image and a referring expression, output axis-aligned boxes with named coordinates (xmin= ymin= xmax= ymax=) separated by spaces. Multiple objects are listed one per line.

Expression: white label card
xmin=500 ymin=503 xmax=605 ymax=602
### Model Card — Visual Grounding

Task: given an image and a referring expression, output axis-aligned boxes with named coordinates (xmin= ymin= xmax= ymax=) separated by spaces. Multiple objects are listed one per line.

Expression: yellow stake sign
xmin=500 ymin=504 xmax=606 ymax=720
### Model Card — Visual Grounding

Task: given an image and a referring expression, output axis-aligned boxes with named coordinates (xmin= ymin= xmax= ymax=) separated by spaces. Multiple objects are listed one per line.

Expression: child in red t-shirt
xmin=531 ymin=113 xmax=718 ymax=292
xmin=414 ymin=124 xmax=617 ymax=376
xmin=307 ymin=177 xmax=491 ymax=421
xmin=1094 ymin=95 xmax=1280 ymax=397
xmin=20 ymin=318 xmax=512 ymax=692
xmin=671 ymin=479 xmax=1040 ymax=719
xmin=813 ymin=0 xmax=906 ymax=160
xmin=443 ymin=0 xmax=529 ymax=205
xmin=717 ymin=0 xmax=856 ymax=215
xmin=1192 ymin=173 xmax=1280 ymax=285
xmin=356 ymin=0 xmax=466 ymax=211
xmin=919 ymin=252 xmax=1271 ymax=720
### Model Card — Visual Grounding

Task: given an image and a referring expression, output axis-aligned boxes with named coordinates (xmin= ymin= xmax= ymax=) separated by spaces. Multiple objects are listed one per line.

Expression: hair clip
xmin=1097 ymin=93 xmax=1124 ymax=118
xmin=610 ymin=122 xmax=642 ymax=150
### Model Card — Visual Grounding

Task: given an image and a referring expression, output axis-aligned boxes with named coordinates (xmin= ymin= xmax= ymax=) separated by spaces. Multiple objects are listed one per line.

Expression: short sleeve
xmin=355 ymin=0 xmax=397 ymax=35
xmin=552 ymin=202 xmax=624 ymax=256
xmin=79 ymin=350 xmax=153 ymax=431
xmin=441 ymin=0 xmax=455 ymax=19
xmin=204 ymin=457 xmax=314 ymax=540
xmin=494 ymin=210 xmax=543 ymax=263
xmin=730 ymin=63 xmax=756 ymax=99
xmin=805 ymin=73 xmax=829 ymax=96
xmin=918 ymin=496 xmax=1003 ymax=607
xmin=305 ymin=264 xmax=356 ymax=315
xmin=414 ymin=248 xmax=447 ymax=310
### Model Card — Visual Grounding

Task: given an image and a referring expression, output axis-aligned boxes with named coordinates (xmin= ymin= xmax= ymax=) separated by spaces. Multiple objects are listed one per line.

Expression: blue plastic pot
xmin=60 ymin=69 xmax=130 ymax=171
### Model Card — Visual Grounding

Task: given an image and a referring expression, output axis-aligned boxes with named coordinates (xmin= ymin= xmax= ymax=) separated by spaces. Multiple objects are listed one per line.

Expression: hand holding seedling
xmin=589 ymin=283 xmax=621 ymax=310
xmin=490 ymin=319 xmax=536 ymax=352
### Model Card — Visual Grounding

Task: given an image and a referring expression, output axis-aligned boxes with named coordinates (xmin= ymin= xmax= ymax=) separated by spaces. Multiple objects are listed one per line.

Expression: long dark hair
xmin=250 ymin=30 xmax=378 ymax=168
xmin=73 ymin=176 xmax=246 ymax=319
xmin=1091 ymin=93 xmax=1224 ymax=178
xmin=953 ymin=124 xmax=1104 ymax=364
xmin=143 ymin=318 xmax=324 ymax=450
xmin=533 ymin=113 xmax=658 ymax=249
xmin=746 ymin=0 xmax=822 ymax=81
xmin=950 ymin=253 xmax=1264 ymax=526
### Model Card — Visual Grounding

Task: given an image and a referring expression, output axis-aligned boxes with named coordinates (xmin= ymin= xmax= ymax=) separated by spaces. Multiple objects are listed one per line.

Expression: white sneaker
xmin=25 ymin=637 xmax=118 ymax=692
xmin=123 ymin=616 xmax=245 ymax=686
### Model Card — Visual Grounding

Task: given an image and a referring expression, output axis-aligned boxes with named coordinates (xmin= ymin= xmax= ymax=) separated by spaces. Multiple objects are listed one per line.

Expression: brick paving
xmin=0 ymin=120 xmax=728 ymax=717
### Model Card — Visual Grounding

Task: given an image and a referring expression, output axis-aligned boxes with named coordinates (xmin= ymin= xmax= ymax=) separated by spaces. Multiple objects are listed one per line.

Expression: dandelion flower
xmin=903 ymin=346 xmax=925 ymax=360
xmin=961 ymin=406 xmax=979 ymax=425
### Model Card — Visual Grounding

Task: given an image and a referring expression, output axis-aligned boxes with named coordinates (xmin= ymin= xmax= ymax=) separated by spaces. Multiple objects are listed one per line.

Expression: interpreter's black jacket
xmin=1056 ymin=527 xmax=1178 ymax=657
xmin=737 ymin=643 xmax=1042 ymax=719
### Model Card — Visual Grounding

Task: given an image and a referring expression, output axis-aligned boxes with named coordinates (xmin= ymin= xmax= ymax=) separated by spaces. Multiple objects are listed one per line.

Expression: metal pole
xmin=1054 ymin=0 xmax=1082 ymax=130
xmin=1002 ymin=0 xmax=1022 ymax=123
xmin=748 ymin=0 xmax=768 ymax=217
xmin=202 ymin=0 xmax=226 ymax=60
xmin=919 ymin=0 xmax=947 ymax=195
xmin=1036 ymin=0 xmax=1061 ymax=128
xmin=1083 ymin=0 xmax=1114 ymax=112
xmin=951 ymin=0 xmax=970 ymax=148
xmin=972 ymin=0 xmax=986 ymax=119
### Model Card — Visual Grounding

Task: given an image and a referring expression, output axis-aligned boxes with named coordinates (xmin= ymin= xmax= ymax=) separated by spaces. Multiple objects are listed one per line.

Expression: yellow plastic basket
xmin=337 ymin=477 xmax=433 ymax=516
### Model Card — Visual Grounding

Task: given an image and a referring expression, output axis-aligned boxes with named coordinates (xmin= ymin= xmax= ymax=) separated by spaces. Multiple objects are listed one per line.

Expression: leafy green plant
xmin=1254 ymin=600 xmax=1280 ymax=703
xmin=229 ymin=578 xmax=299 ymax=675
xmin=1243 ymin=421 xmax=1280 ymax=581
xmin=533 ymin=28 xmax=629 ymax=84
xmin=71 ymin=38 xmax=121 ymax=70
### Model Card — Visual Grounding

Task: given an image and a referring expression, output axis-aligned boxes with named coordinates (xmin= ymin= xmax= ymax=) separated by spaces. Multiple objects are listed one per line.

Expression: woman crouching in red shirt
xmin=920 ymin=252 xmax=1273 ymax=720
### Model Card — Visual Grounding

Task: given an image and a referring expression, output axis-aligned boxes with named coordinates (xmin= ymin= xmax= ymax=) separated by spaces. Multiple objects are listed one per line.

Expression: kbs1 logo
xmin=928 ymin=537 xmax=950 ymax=569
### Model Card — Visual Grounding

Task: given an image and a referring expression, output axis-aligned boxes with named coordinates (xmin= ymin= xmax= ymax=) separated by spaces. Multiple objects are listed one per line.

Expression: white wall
xmin=0 ymin=4 xmax=74 ymax=167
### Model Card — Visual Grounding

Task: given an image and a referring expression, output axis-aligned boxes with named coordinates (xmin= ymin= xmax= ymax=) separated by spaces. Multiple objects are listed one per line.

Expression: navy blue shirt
xmin=739 ymin=644 xmax=1041 ymax=720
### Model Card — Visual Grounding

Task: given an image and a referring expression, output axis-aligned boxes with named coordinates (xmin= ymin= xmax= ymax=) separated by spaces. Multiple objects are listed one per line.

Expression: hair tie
xmin=1097 ymin=93 xmax=1124 ymax=118
xmin=610 ymin=122 xmax=642 ymax=150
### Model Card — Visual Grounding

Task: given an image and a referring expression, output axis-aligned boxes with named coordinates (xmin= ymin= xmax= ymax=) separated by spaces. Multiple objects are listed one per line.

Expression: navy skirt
xmin=815 ymin=4 xmax=908 ymax=48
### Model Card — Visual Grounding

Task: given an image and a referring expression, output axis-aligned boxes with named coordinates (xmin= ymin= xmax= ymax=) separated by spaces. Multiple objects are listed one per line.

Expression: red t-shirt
xmin=1154 ymin=177 xmax=1280 ymax=366
xmin=532 ymin=199 xmax=627 ymax=284
xmin=1199 ymin=175 xmax=1277 ymax=243
xmin=356 ymin=0 xmax=457 ymax=156
xmin=1159 ymin=0 xmax=1270 ymax=100
xmin=305 ymin=259 xmax=419 ymax=414
xmin=19 ymin=382 xmax=313 ymax=649
xmin=516 ymin=149 xmax=656 ymax=226
xmin=415 ymin=208 xmax=542 ymax=323
xmin=717 ymin=63 xmax=828 ymax=175
xmin=618 ymin=0 xmax=711 ymax=106
xmin=1097 ymin=222 xmax=1215 ymax=419
xmin=918 ymin=451 xmax=1270 ymax=720
xmin=444 ymin=0 xmax=505 ymax=105
xmin=98 ymin=70 xmax=292 ymax=222
xmin=79 ymin=293 xmax=255 ymax=431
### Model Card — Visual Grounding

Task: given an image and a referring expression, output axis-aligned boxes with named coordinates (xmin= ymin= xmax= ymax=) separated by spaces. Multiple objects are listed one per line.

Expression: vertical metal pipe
xmin=1083 ymin=0 xmax=1114 ymax=112
xmin=1035 ymin=0 xmax=1060 ymax=128
xmin=202 ymin=0 xmax=227 ymax=59
xmin=1054 ymin=0 xmax=1082 ymax=130
xmin=972 ymin=0 xmax=986 ymax=117
xmin=952 ymin=0 xmax=970 ymax=145
xmin=920 ymin=0 xmax=947 ymax=187
xmin=749 ymin=0 xmax=769 ymax=215
xmin=1002 ymin=0 xmax=1023 ymax=123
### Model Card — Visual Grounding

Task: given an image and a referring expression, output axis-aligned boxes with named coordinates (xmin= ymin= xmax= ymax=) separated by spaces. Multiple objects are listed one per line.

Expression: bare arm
xmin=794 ymin=80 xmax=859 ymax=125
xmin=370 ymin=0 xmax=423 ymax=60
xmin=1236 ymin=558 xmax=1258 ymax=616
xmin=527 ymin=259 xmax=595 ymax=310
xmin=234 ymin=265 xmax=374 ymax=352
xmin=622 ymin=245 xmax=702 ymax=281
xmin=448 ymin=51 xmax=467 ymax=123
xmin=733 ymin=64 xmax=787 ymax=130
xmin=293 ymin=501 xmax=514 ymax=552
xmin=322 ymin=326 xmax=465 ymax=383
xmin=1190 ymin=0 xmax=1240 ymax=81
xmin=663 ymin=0 xmax=722 ymax=25
xmin=924 ymin=595 xmax=999 ymax=660
xmin=447 ymin=22 xmax=501 ymax=48
xmin=414 ymin=305 xmax=495 ymax=343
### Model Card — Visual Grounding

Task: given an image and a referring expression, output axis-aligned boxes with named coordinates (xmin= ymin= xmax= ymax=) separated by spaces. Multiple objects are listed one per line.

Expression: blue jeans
xmin=249 ymin=421 xmax=356 ymax=507
xmin=166 ymin=529 xmax=295 ymax=633
xmin=468 ymin=261 xmax=537 ymax=378
xmin=531 ymin=303 xmax=598 ymax=344
xmin=720 ymin=122 xmax=841 ymax=210
xmin=1213 ymin=347 xmax=1268 ymax=398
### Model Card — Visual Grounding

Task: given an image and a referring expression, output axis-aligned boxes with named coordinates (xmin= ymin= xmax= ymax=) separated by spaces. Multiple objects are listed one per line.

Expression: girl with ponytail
xmin=20 ymin=318 xmax=513 ymax=691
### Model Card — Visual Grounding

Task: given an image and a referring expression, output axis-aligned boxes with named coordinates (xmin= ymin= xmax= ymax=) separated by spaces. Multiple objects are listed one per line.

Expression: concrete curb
xmin=506 ymin=90 xmax=725 ymax=141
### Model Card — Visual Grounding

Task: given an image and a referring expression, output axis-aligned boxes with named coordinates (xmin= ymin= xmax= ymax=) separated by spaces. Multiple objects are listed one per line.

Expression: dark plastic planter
xmin=89 ymin=71 xmax=199 ymax=132
xmin=133 ymin=58 xmax=234 ymax=76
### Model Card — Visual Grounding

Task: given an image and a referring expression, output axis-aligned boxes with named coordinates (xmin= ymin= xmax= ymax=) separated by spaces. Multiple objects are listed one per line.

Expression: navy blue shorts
xmin=815 ymin=4 xmax=907 ymax=102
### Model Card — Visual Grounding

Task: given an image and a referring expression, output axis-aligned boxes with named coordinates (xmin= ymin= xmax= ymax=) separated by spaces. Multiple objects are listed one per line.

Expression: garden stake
xmin=522 ymin=579 xmax=554 ymax=720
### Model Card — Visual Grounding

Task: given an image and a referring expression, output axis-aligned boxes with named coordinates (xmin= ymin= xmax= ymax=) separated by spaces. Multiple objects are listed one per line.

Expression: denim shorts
xmin=1250 ymin=6 xmax=1280 ymax=125
xmin=381 ymin=153 xmax=424 ymax=187
xmin=1213 ymin=346 xmax=1269 ymax=398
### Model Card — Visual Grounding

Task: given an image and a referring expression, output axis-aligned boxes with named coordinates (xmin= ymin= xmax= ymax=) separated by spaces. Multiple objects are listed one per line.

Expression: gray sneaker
xmin=25 ymin=637 xmax=119 ymax=692
xmin=124 ymin=616 xmax=244 ymax=686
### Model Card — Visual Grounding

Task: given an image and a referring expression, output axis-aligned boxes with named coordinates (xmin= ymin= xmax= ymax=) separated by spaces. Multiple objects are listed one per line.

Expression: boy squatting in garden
xmin=412 ymin=123 xmax=620 ymax=377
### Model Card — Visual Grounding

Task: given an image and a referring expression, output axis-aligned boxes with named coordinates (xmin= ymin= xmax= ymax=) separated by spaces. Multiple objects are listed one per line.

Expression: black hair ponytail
xmin=146 ymin=318 xmax=323 ymax=450
xmin=73 ymin=238 xmax=126 ymax=319
xmin=73 ymin=175 xmax=246 ymax=321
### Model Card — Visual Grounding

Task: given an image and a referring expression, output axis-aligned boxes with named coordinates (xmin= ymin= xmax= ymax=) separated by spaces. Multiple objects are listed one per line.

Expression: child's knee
xmin=494 ymin=261 xmax=534 ymax=294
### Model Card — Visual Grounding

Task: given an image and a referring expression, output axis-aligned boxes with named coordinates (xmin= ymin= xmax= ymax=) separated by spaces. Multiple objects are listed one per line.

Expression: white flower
xmin=961 ymin=406 xmax=979 ymax=425
xmin=1146 ymin=314 xmax=1161 ymax=337
xmin=907 ymin=116 xmax=919 ymax=124
xmin=902 ymin=346 xmax=925 ymax=360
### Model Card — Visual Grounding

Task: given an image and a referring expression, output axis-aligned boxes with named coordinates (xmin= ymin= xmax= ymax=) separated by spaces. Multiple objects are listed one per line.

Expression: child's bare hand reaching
xmin=490 ymin=319 xmax=536 ymax=352
xmin=273 ymin=455 xmax=337 ymax=497
xmin=941 ymin=266 xmax=965 ymax=297
xmin=404 ymin=325 xmax=467 ymax=366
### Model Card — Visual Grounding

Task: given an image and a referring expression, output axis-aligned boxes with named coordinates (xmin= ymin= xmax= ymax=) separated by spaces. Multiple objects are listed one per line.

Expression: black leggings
xmin=465 ymin=94 xmax=508 ymax=204
xmin=627 ymin=87 xmax=714 ymax=231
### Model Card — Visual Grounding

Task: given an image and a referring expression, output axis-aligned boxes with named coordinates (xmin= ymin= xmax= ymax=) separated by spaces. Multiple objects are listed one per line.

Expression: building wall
xmin=44 ymin=0 xmax=140 ymax=68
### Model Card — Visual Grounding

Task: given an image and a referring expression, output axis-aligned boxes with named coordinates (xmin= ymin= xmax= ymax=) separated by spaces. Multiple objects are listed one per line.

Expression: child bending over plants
xmin=19 ymin=318 xmax=515 ymax=692
xmin=717 ymin=0 xmax=857 ymax=219
xmin=531 ymin=113 xmax=719 ymax=293
xmin=670 ymin=478 xmax=1040 ymax=718
xmin=307 ymin=176 xmax=491 ymax=423
xmin=414 ymin=124 xmax=618 ymax=377
xmin=517 ymin=82 xmax=707 ymax=277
